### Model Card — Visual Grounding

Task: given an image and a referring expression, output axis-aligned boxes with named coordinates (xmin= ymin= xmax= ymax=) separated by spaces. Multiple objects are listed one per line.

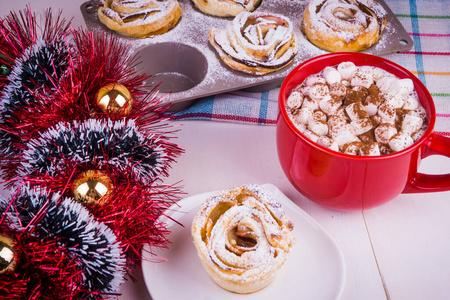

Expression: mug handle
xmin=403 ymin=132 xmax=450 ymax=193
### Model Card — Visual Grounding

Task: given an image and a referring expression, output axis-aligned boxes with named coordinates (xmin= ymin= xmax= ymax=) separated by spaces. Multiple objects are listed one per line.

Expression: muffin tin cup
xmin=81 ymin=0 xmax=413 ymax=111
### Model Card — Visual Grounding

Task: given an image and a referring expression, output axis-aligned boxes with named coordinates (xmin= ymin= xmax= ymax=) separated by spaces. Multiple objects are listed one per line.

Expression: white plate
xmin=142 ymin=184 xmax=346 ymax=300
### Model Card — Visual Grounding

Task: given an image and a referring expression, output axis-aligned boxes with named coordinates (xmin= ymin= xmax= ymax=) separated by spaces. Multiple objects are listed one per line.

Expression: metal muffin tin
xmin=81 ymin=0 xmax=413 ymax=111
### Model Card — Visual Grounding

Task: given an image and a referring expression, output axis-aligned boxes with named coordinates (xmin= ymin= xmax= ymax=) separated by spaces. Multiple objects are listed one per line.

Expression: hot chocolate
xmin=285 ymin=61 xmax=427 ymax=155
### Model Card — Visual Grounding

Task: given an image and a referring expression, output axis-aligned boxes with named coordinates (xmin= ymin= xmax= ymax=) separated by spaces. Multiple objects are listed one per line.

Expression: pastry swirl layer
xmin=303 ymin=0 xmax=388 ymax=52
xmin=191 ymin=184 xmax=295 ymax=294
xmin=191 ymin=0 xmax=261 ymax=17
xmin=98 ymin=0 xmax=182 ymax=38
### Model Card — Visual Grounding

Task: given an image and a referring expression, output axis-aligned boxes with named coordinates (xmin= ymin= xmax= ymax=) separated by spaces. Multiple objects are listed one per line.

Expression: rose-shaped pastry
xmin=302 ymin=0 xmax=388 ymax=52
xmin=191 ymin=184 xmax=295 ymax=294
xmin=209 ymin=11 xmax=298 ymax=76
xmin=98 ymin=0 xmax=182 ymax=38
xmin=190 ymin=0 xmax=261 ymax=17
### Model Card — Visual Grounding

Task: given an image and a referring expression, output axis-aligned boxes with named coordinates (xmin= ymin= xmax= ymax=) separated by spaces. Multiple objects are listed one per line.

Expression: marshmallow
xmin=402 ymin=113 xmax=424 ymax=134
xmin=328 ymin=114 xmax=347 ymax=130
xmin=308 ymin=117 xmax=328 ymax=136
xmin=317 ymin=136 xmax=339 ymax=152
xmin=358 ymin=130 xmax=376 ymax=144
xmin=383 ymin=91 xmax=405 ymax=109
xmin=301 ymin=97 xmax=320 ymax=110
xmin=376 ymin=76 xmax=397 ymax=93
xmin=319 ymin=97 xmax=342 ymax=115
xmin=412 ymin=105 xmax=427 ymax=120
xmin=323 ymin=66 xmax=341 ymax=85
xmin=286 ymin=90 xmax=303 ymax=108
xmin=389 ymin=132 xmax=414 ymax=152
xmin=411 ymin=128 xmax=426 ymax=142
xmin=306 ymin=75 xmax=327 ymax=86
xmin=377 ymin=103 xmax=396 ymax=124
xmin=337 ymin=61 xmax=356 ymax=80
xmin=350 ymin=118 xmax=373 ymax=135
xmin=329 ymin=82 xmax=347 ymax=99
xmin=360 ymin=66 xmax=389 ymax=82
xmin=343 ymin=142 xmax=363 ymax=155
xmin=330 ymin=123 xmax=359 ymax=146
xmin=363 ymin=86 xmax=382 ymax=116
xmin=351 ymin=68 xmax=374 ymax=89
xmin=333 ymin=106 xmax=347 ymax=119
xmin=303 ymin=129 xmax=320 ymax=143
xmin=403 ymin=94 xmax=420 ymax=110
xmin=391 ymin=78 xmax=414 ymax=95
xmin=342 ymin=79 xmax=351 ymax=87
xmin=294 ymin=122 xmax=307 ymax=133
xmin=313 ymin=110 xmax=327 ymax=122
xmin=374 ymin=123 xmax=397 ymax=144
xmin=364 ymin=101 xmax=378 ymax=116
xmin=344 ymin=86 xmax=369 ymax=106
xmin=307 ymin=82 xmax=330 ymax=102
xmin=360 ymin=142 xmax=381 ymax=156
xmin=345 ymin=102 xmax=369 ymax=121
xmin=370 ymin=114 xmax=383 ymax=127
xmin=293 ymin=107 xmax=314 ymax=124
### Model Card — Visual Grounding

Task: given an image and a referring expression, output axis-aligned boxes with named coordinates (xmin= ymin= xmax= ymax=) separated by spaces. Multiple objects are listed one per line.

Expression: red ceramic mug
xmin=277 ymin=53 xmax=450 ymax=210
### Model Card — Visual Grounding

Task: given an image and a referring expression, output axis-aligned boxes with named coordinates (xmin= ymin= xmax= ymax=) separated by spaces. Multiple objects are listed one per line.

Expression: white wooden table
xmin=2 ymin=1 xmax=450 ymax=299
xmin=133 ymin=120 xmax=450 ymax=300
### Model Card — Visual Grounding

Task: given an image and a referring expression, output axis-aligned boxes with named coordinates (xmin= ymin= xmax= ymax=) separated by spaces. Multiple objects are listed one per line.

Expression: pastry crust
xmin=191 ymin=184 xmax=295 ymax=294
xmin=191 ymin=0 xmax=261 ymax=17
xmin=209 ymin=11 xmax=298 ymax=76
xmin=98 ymin=0 xmax=182 ymax=38
xmin=302 ymin=0 xmax=388 ymax=52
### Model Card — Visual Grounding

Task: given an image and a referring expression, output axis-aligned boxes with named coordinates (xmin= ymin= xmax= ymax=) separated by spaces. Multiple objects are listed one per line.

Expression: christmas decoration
xmin=0 ymin=225 xmax=85 ymax=300
xmin=18 ymin=118 xmax=182 ymax=264
xmin=0 ymin=234 xmax=15 ymax=275
xmin=0 ymin=6 xmax=184 ymax=299
xmin=0 ymin=8 xmax=73 ymax=180
xmin=1 ymin=186 xmax=126 ymax=297
xmin=0 ymin=8 xmax=71 ymax=92
xmin=95 ymin=83 xmax=133 ymax=116
xmin=72 ymin=170 xmax=114 ymax=206
xmin=20 ymin=118 xmax=176 ymax=186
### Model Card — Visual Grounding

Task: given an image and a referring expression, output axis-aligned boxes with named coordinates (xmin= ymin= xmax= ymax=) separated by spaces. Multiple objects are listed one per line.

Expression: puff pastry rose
xmin=191 ymin=184 xmax=295 ymax=294
xmin=209 ymin=11 xmax=298 ymax=76
xmin=98 ymin=0 xmax=182 ymax=38
xmin=302 ymin=0 xmax=388 ymax=52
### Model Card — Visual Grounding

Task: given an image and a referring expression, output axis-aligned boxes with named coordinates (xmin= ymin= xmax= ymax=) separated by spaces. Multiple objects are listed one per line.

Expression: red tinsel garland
xmin=0 ymin=7 xmax=71 ymax=91
xmin=0 ymin=224 xmax=86 ymax=299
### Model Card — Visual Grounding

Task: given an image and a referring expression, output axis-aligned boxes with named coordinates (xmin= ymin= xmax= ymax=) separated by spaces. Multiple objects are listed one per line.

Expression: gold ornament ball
xmin=95 ymin=83 xmax=133 ymax=116
xmin=72 ymin=170 xmax=114 ymax=205
xmin=0 ymin=235 xmax=16 ymax=274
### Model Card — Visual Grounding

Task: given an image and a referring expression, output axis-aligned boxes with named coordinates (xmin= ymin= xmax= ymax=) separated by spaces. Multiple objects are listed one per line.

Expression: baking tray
xmin=80 ymin=0 xmax=413 ymax=111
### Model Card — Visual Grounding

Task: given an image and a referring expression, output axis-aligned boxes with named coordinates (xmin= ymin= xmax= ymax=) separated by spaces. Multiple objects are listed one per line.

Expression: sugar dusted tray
xmin=81 ymin=0 xmax=413 ymax=111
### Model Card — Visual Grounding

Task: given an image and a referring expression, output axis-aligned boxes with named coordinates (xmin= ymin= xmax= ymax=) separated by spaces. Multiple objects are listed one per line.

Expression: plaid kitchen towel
xmin=171 ymin=0 xmax=450 ymax=137
xmin=170 ymin=89 xmax=280 ymax=125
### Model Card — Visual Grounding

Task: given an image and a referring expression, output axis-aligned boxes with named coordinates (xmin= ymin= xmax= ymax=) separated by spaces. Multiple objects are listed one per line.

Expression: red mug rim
xmin=279 ymin=52 xmax=437 ymax=161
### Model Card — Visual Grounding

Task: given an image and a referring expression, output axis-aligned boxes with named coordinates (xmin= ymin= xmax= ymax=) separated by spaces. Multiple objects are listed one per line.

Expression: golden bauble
xmin=0 ymin=235 xmax=16 ymax=274
xmin=95 ymin=83 xmax=133 ymax=116
xmin=72 ymin=170 xmax=113 ymax=205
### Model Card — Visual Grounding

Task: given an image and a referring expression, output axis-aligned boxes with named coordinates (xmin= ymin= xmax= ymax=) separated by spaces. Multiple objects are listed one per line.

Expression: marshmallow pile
xmin=286 ymin=61 xmax=427 ymax=156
